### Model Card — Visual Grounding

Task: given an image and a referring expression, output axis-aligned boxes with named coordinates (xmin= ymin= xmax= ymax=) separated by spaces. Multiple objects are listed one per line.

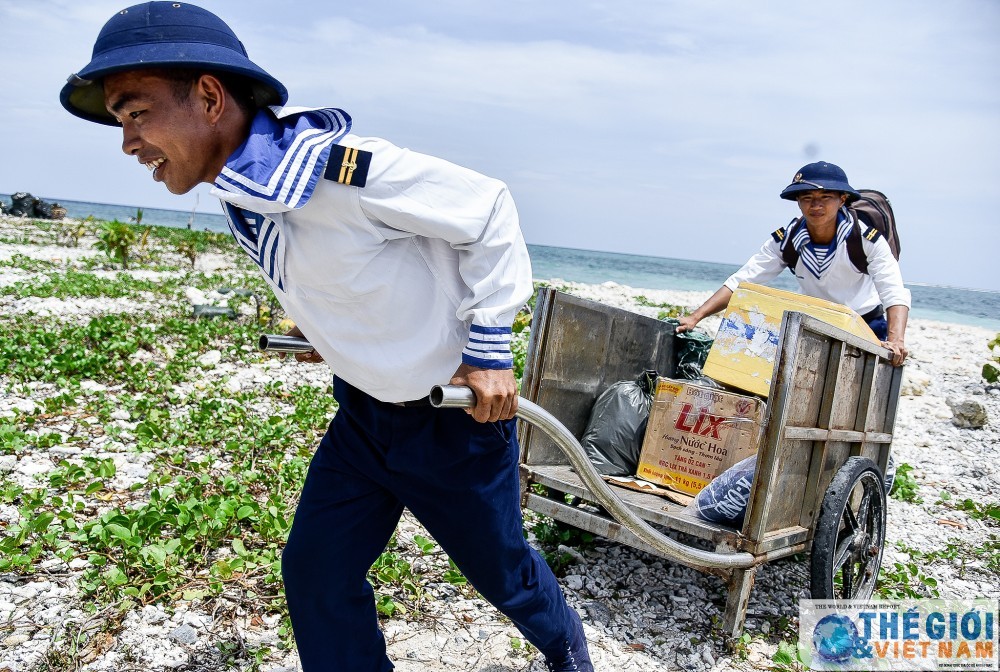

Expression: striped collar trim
xmin=792 ymin=209 xmax=852 ymax=279
xmin=213 ymin=106 xmax=352 ymax=213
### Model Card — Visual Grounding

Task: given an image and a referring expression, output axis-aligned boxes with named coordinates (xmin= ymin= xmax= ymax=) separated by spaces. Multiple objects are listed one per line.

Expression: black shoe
xmin=544 ymin=609 xmax=593 ymax=672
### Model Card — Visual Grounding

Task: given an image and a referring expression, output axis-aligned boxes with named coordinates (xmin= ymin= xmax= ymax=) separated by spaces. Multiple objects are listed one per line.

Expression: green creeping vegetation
xmin=770 ymin=639 xmax=805 ymax=671
xmin=876 ymin=544 xmax=941 ymax=600
xmin=876 ymin=491 xmax=1000 ymax=599
xmin=0 ymin=422 xmax=64 ymax=455
xmin=524 ymin=488 xmax=596 ymax=575
xmin=889 ymin=462 xmax=922 ymax=503
xmin=952 ymin=498 xmax=1000 ymax=525
xmin=1 ymin=267 xmax=177 ymax=299
xmin=94 ymin=220 xmax=138 ymax=269
xmin=0 ymin=218 xmax=485 ymax=661
xmin=984 ymin=333 xmax=1000 ymax=384
xmin=634 ymin=294 xmax=688 ymax=320
xmin=0 ymin=218 xmax=57 ymax=247
xmin=0 ymin=252 xmax=63 ymax=273
xmin=876 ymin=530 xmax=1000 ymax=600
xmin=0 ymin=311 xmax=261 ymax=389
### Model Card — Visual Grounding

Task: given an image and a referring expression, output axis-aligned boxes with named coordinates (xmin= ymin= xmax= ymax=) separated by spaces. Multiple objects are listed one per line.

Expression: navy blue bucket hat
xmin=779 ymin=161 xmax=860 ymax=202
xmin=60 ymin=1 xmax=287 ymax=126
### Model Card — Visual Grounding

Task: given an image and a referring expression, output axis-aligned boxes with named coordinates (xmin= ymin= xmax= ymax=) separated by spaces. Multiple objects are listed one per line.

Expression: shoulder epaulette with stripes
xmin=863 ymin=226 xmax=883 ymax=243
xmin=771 ymin=226 xmax=787 ymax=244
xmin=324 ymin=145 xmax=372 ymax=188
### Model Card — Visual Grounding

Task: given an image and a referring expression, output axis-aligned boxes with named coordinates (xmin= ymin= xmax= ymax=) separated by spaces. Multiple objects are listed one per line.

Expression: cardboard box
xmin=636 ymin=378 xmax=766 ymax=496
xmin=703 ymin=282 xmax=879 ymax=397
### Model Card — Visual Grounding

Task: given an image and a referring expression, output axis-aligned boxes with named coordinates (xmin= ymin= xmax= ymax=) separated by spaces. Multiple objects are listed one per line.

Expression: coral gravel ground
xmin=0 ymin=215 xmax=997 ymax=672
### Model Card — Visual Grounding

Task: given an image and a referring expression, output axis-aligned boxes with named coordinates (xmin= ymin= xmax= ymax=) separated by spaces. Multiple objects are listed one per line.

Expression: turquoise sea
xmin=7 ymin=195 xmax=1000 ymax=332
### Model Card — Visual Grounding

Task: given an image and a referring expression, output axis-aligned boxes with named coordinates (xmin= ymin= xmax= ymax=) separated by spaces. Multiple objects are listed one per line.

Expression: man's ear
xmin=195 ymin=74 xmax=227 ymax=125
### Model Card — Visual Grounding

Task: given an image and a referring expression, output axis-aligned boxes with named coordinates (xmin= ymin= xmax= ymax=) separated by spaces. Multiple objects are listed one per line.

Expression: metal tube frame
xmin=258 ymin=334 xmax=315 ymax=354
xmin=430 ymin=385 xmax=757 ymax=570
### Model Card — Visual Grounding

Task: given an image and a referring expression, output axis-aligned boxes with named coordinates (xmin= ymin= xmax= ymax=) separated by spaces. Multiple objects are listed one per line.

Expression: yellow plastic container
xmin=703 ymin=283 xmax=878 ymax=397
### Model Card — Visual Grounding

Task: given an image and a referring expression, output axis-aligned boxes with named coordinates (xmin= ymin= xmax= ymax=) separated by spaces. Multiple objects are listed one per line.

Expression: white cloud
xmin=1 ymin=0 xmax=997 ymax=289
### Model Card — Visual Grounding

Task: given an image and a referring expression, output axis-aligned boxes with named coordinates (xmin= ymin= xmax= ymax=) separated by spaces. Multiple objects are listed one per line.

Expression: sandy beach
xmin=1 ymin=215 xmax=997 ymax=672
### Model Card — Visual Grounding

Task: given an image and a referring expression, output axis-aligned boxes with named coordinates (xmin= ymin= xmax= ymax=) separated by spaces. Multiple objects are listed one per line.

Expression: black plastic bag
xmin=580 ymin=370 xmax=658 ymax=476
xmin=9 ymin=192 xmax=38 ymax=217
xmin=663 ymin=319 xmax=714 ymax=380
xmin=34 ymin=200 xmax=55 ymax=219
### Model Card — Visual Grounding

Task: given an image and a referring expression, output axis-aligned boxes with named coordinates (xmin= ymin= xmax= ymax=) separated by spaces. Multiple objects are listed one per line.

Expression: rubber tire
xmin=810 ymin=456 xmax=887 ymax=601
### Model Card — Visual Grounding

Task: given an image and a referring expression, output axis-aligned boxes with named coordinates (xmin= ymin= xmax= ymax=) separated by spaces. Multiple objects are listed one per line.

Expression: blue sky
xmin=2 ymin=0 xmax=998 ymax=290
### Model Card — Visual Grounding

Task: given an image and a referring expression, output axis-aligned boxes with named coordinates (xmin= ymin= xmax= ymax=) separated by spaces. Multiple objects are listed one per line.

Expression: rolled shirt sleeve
xmin=724 ymin=237 xmax=788 ymax=292
xmin=357 ymin=140 xmax=533 ymax=370
xmin=723 ymin=221 xmax=910 ymax=316
xmin=862 ymin=235 xmax=911 ymax=309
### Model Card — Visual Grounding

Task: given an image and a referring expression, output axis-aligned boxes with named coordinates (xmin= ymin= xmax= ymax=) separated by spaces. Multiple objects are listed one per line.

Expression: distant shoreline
xmin=2 ymin=195 xmax=999 ymax=331
xmin=6 ymin=192 xmax=1000 ymax=294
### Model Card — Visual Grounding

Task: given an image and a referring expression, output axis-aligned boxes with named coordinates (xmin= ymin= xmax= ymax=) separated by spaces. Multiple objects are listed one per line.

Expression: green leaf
xmin=105 ymin=523 xmax=134 ymax=543
xmin=375 ymin=594 xmax=398 ymax=617
xmin=983 ymin=361 xmax=1000 ymax=384
xmin=30 ymin=512 xmax=55 ymax=533
xmin=214 ymin=559 xmax=233 ymax=579
xmin=773 ymin=640 xmax=797 ymax=665
xmin=136 ymin=421 xmax=165 ymax=440
xmin=412 ymin=534 xmax=436 ymax=554
xmin=143 ymin=545 xmax=168 ymax=566
xmin=183 ymin=589 xmax=211 ymax=601
xmin=97 ymin=459 xmax=116 ymax=478
xmin=104 ymin=566 xmax=128 ymax=586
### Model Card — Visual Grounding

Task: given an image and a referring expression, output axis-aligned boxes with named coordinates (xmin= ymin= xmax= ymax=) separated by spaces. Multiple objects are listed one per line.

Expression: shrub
xmin=94 ymin=220 xmax=137 ymax=269
xmin=984 ymin=333 xmax=1000 ymax=384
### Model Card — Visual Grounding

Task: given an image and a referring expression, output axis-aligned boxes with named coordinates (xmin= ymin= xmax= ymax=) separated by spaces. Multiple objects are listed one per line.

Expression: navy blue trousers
xmin=866 ymin=315 xmax=888 ymax=341
xmin=282 ymin=377 xmax=576 ymax=672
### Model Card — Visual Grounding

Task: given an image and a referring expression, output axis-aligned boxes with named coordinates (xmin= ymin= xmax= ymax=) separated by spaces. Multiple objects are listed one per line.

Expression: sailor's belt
xmin=393 ymin=396 xmax=431 ymax=408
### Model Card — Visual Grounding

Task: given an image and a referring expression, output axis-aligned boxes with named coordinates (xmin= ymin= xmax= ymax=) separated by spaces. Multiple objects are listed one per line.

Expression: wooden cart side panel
xmin=519 ymin=287 xmax=557 ymax=464
xmin=743 ymin=312 xmax=804 ymax=543
xmin=746 ymin=322 xmax=831 ymax=538
xmin=521 ymin=287 xmax=556 ymax=404
xmin=521 ymin=289 xmax=678 ymax=466
xmin=744 ymin=312 xmax=898 ymax=548
xmin=799 ymin=342 xmax=872 ymax=526
xmin=866 ymin=358 xmax=899 ymax=474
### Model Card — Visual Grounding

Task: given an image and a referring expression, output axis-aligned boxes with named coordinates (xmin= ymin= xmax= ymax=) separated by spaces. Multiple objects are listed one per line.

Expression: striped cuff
xmin=462 ymin=324 xmax=513 ymax=370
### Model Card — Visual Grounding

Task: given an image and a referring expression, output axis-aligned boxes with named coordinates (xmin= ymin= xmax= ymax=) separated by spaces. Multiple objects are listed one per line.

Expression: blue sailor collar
xmin=211 ymin=106 xmax=352 ymax=214
xmin=791 ymin=208 xmax=853 ymax=279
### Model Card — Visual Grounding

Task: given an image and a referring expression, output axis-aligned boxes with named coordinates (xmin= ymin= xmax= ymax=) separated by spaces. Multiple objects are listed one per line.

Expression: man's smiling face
xmin=103 ymin=70 xmax=226 ymax=195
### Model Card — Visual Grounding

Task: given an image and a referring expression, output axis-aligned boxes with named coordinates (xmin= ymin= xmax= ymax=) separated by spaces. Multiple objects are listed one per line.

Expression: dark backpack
xmin=777 ymin=189 xmax=900 ymax=274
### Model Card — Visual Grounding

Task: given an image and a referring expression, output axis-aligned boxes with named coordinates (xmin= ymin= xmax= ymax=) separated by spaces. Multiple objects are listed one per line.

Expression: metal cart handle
xmin=430 ymin=385 xmax=756 ymax=570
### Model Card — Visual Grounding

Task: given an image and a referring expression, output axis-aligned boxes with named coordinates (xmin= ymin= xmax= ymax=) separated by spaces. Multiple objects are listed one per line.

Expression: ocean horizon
xmin=6 ymin=194 xmax=999 ymax=332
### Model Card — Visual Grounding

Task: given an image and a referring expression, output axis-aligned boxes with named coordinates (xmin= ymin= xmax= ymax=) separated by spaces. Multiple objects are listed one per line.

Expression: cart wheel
xmin=810 ymin=456 xmax=886 ymax=602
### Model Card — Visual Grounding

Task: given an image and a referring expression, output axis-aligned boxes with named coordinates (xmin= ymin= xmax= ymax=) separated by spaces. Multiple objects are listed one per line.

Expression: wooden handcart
xmin=512 ymin=288 xmax=902 ymax=638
